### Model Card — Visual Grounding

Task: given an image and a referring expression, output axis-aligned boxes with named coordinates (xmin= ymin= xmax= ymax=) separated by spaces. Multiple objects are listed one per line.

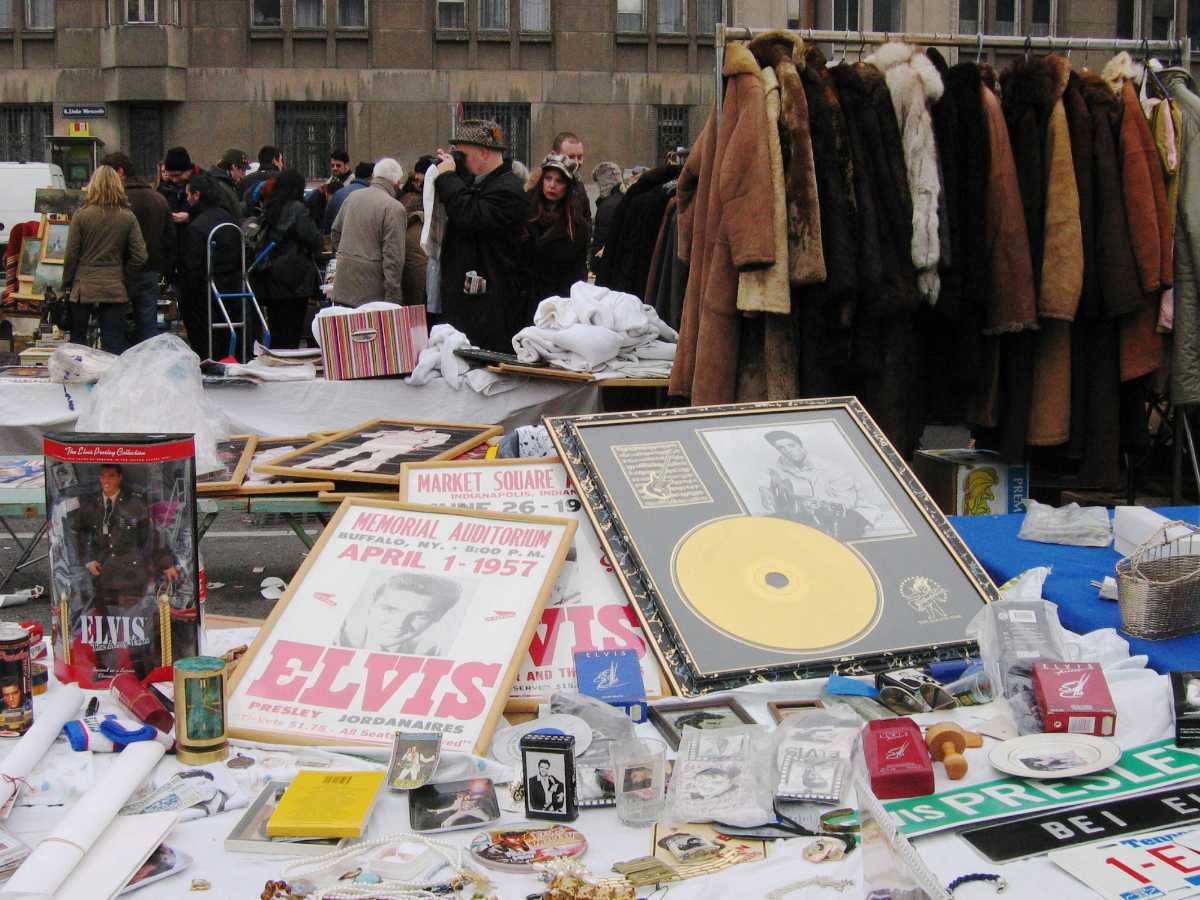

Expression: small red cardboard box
xmin=863 ymin=718 xmax=934 ymax=799
xmin=1033 ymin=662 xmax=1116 ymax=736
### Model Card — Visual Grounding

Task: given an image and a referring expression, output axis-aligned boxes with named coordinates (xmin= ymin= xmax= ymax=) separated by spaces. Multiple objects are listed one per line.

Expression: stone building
xmin=0 ymin=0 xmax=1192 ymax=179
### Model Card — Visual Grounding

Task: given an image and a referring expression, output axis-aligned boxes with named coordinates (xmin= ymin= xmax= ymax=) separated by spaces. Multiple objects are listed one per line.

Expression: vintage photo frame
xmin=546 ymin=398 xmax=999 ymax=697
xmin=196 ymin=436 xmax=257 ymax=494
xmin=236 ymin=435 xmax=333 ymax=495
xmin=17 ymin=239 xmax=41 ymax=278
xmin=521 ymin=732 xmax=578 ymax=822
xmin=225 ymin=499 xmax=576 ymax=753
xmin=32 ymin=261 xmax=63 ymax=298
xmin=408 ymin=779 xmax=501 ymax=833
xmin=767 ymin=699 xmax=824 ymax=723
xmin=647 ymin=697 xmax=755 ymax=751
xmin=400 ymin=457 xmax=667 ymax=711
xmin=40 ymin=221 xmax=70 ymax=264
xmin=255 ymin=419 xmax=502 ymax=486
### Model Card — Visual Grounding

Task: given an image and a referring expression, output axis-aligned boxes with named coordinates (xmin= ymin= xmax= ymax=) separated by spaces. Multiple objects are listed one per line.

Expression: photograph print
xmin=255 ymin=420 xmax=501 ymax=485
xmin=525 ymin=752 xmax=568 ymax=815
xmin=41 ymin=222 xmax=70 ymax=263
xmin=409 ymin=779 xmax=500 ymax=832
xmin=699 ymin=420 xmax=910 ymax=542
xmin=335 ymin=569 xmax=468 ymax=658
xmin=17 ymin=239 xmax=40 ymax=277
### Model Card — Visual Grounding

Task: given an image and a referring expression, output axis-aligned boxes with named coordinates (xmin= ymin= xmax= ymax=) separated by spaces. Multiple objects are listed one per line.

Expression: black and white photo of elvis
xmin=336 ymin=572 xmax=464 ymax=656
xmin=526 ymin=755 xmax=566 ymax=813
xmin=700 ymin=422 xmax=908 ymax=541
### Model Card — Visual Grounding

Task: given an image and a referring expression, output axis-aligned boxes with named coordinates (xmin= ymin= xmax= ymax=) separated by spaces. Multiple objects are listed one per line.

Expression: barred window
xmin=276 ymin=102 xmax=348 ymax=182
xmin=460 ymin=102 xmax=530 ymax=168
xmin=0 ymin=105 xmax=51 ymax=162
xmin=655 ymin=105 xmax=688 ymax=166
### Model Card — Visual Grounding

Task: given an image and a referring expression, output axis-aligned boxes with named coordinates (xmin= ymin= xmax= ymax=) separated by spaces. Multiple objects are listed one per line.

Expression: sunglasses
xmin=875 ymin=669 xmax=957 ymax=715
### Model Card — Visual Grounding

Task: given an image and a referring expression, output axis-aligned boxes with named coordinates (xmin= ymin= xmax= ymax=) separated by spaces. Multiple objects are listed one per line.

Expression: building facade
xmin=0 ymin=0 xmax=1193 ymax=179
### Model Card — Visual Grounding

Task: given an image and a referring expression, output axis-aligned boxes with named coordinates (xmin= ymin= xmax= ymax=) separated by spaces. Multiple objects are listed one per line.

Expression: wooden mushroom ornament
xmin=925 ymin=722 xmax=969 ymax=780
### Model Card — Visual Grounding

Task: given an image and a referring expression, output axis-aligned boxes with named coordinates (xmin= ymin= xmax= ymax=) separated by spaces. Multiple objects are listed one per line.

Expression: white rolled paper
xmin=0 ymin=684 xmax=83 ymax=813
xmin=1 ymin=740 xmax=165 ymax=896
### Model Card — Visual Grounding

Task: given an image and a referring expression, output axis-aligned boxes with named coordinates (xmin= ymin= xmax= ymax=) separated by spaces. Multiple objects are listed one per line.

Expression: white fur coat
xmin=867 ymin=42 xmax=945 ymax=304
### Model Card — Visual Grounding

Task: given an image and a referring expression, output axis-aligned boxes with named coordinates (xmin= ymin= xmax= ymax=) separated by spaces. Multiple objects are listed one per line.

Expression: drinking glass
xmin=610 ymin=737 xmax=667 ymax=826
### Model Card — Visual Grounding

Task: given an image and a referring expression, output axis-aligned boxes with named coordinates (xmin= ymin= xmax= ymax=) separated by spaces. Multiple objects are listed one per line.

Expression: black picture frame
xmin=647 ymin=696 xmax=756 ymax=750
xmin=545 ymin=398 xmax=999 ymax=697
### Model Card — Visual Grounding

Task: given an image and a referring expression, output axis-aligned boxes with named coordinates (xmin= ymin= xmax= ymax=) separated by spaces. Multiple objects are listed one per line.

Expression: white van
xmin=0 ymin=162 xmax=66 ymax=250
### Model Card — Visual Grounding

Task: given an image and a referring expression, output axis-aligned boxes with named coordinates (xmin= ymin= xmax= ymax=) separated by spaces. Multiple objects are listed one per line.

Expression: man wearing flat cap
xmin=433 ymin=119 xmax=529 ymax=351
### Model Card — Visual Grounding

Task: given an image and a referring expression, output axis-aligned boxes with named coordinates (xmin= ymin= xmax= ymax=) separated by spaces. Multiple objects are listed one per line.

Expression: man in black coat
xmin=433 ymin=119 xmax=529 ymax=352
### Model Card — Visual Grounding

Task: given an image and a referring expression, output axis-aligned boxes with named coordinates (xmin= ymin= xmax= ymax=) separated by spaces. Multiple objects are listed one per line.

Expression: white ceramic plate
xmin=489 ymin=715 xmax=593 ymax=768
xmin=988 ymin=733 xmax=1122 ymax=779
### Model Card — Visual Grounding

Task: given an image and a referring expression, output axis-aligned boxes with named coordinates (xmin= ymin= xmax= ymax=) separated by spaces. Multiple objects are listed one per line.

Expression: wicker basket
xmin=1115 ymin=520 xmax=1200 ymax=639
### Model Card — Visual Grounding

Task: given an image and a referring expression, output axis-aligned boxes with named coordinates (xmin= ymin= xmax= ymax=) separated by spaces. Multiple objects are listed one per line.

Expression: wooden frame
xmin=17 ymin=238 xmax=41 ymax=278
xmin=196 ymin=436 xmax=257 ymax=494
xmin=767 ymin=699 xmax=824 ymax=724
xmin=546 ymin=398 xmax=999 ymax=697
xmin=236 ymin=435 xmax=334 ymax=495
xmin=40 ymin=221 xmax=69 ymax=264
xmin=647 ymin=696 xmax=756 ymax=751
xmin=224 ymin=499 xmax=576 ymax=753
xmin=255 ymin=419 xmax=502 ymax=486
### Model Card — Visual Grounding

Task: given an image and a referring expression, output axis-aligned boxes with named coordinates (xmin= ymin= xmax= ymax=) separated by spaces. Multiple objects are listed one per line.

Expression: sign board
xmin=66 ymin=122 xmax=90 ymax=138
xmin=1050 ymin=828 xmax=1200 ymax=899
xmin=886 ymin=739 xmax=1200 ymax=837
xmin=61 ymin=105 xmax=106 ymax=118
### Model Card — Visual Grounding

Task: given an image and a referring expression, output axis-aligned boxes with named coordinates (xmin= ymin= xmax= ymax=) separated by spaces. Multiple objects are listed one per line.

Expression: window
xmin=657 ymin=0 xmax=684 ymax=32
xmin=276 ymin=102 xmax=348 ymax=181
xmin=460 ymin=101 xmax=530 ymax=167
xmin=295 ymin=0 xmax=322 ymax=27
xmin=655 ymin=105 xmax=688 ymax=166
xmin=1151 ymin=0 xmax=1173 ymax=39
xmin=820 ymin=0 xmax=858 ymax=30
xmin=252 ymin=0 xmax=280 ymax=26
xmin=129 ymin=105 xmax=163 ymax=184
xmin=786 ymin=0 xmax=800 ymax=28
xmin=338 ymin=0 xmax=365 ymax=26
xmin=25 ymin=0 xmax=52 ymax=28
xmin=1030 ymin=0 xmax=1050 ymax=35
xmin=697 ymin=0 xmax=720 ymax=36
xmin=172 ymin=0 xmax=180 ymax=23
xmin=126 ymin=0 xmax=156 ymax=22
xmin=521 ymin=0 xmax=549 ymax=30
xmin=479 ymin=0 xmax=507 ymax=29
xmin=871 ymin=0 xmax=899 ymax=30
xmin=1191 ymin=0 xmax=1200 ymax=46
xmin=0 ymin=1 xmax=11 ymax=28
xmin=437 ymin=0 xmax=465 ymax=28
xmin=617 ymin=0 xmax=643 ymax=32
xmin=993 ymin=0 xmax=1015 ymax=34
xmin=1117 ymin=0 xmax=1136 ymax=37
xmin=0 ymin=105 xmax=50 ymax=162
xmin=957 ymin=0 xmax=980 ymax=32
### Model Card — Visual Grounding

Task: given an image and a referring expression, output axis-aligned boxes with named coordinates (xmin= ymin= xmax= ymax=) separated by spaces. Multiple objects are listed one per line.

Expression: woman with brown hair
xmin=61 ymin=165 xmax=148 ymax=353
xmin=523 ymin=153 xmax=590 ymax=323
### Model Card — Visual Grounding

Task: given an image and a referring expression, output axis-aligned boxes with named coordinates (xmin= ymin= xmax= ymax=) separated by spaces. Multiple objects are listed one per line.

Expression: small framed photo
xmin=17 ymin=239 xmax=41 ymax=278
xmin=408 ymin=779 xmax=500 ymax=833
xmin=520 ymin=732 xmax=577 ymax=822
xmin=386 ymin=732 xmax=441 ymax=791
xmin=767 ymin=698 xmax=824 ymax=724
xmin=648 ymin=697 xmax=756 ymax=750
xmin=41 ymin=221 xmax=69 ymax=264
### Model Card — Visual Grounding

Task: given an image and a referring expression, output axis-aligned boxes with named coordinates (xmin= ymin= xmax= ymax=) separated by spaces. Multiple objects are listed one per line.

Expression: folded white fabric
xmin=465 ymin=368 xmax=517 ymax=396
xmin=513 ymin=324 xmax=623 ymax=371
xmin=406 ymin=323 xmax=471 ymax=388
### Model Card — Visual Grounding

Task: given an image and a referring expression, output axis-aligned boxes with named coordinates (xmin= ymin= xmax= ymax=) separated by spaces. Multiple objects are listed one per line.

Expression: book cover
xmin=266 ymin=771 xmax=386 ymax=838
xmin=574 ymin=649 xmax=645 ymax=705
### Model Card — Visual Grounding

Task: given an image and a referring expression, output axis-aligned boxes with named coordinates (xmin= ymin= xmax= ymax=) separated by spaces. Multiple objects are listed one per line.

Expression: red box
xmin=1033 ymin=662 xmax=1116 ymax=736
xmin=863 ymin=718 xmax=934 ymax=800
xmin=318 ymin=305 xmax=428 ymax=380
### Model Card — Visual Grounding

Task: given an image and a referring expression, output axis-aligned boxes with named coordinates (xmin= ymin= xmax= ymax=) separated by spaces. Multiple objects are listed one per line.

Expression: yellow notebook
xmin=266 ymin=770 xmax=387 ymax=838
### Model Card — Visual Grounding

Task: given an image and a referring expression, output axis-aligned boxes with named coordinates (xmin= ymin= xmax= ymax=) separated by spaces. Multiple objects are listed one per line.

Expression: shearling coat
xmin=748 ymin=30 xmax=826 ymax=287
xmin=669 ymin=42 xmax=775 ymax=404
xmin=867 ymin=42 xmax=944 ymax=304
xmin=1163 ymin=67 xmax=1200 ymax=407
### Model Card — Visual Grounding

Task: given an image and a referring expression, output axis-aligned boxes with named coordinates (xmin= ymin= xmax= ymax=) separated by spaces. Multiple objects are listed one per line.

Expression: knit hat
xmin=219 ymin=148 xmax=249 ymax=171
xmin=452 ymin=118 xmax=507 ymax=151
xmin=163 ymin=146 xmax=193 ymax=172
xmin=539 ymin=152 xmax=579 ymax=181
xmin=591 ymin=161 xmax=623 ymax=192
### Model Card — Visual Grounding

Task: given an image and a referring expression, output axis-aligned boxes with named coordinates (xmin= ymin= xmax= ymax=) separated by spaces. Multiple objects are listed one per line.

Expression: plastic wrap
xmin=75 ymin=334 xmax=230 ymax=475
xmin=1018 ymin=499 xmax=1113 ymax=547
xmin=48 ymin=343 xmax=117 ymax=384
xmin=770 ymin=708 xmax=859 ymax=805
xmin=665 ymin=725 xmax=774 ymax=827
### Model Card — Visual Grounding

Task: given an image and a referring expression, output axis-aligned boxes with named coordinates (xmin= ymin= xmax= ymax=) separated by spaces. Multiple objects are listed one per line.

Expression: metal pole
xmin=737 ymin=27 xmax=1181 ymax=55
xmin=715 ymin=22 xmax=725 ymax=118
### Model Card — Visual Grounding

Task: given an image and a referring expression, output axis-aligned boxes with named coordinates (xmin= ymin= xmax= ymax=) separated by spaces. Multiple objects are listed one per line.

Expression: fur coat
xmin=867 ymin=42 xmax=945 ymax=304
xmin=748 ymin=30 xmax=826 ymax=287
xmin=670 ymin=42 xmax=775 ymax=404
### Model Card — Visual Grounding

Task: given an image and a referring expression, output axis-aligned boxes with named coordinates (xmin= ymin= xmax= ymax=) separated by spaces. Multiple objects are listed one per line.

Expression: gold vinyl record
xmin=672 ymin=516 xmax=881 ymax=652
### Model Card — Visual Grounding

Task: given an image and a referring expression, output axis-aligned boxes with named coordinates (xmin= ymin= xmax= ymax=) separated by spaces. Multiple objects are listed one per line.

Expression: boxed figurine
xmin=1032 ymin=662 xmax=1116 ymax=736
xmin=1170 ymin=672 xmax=1200 ymax=747
xmin=44 ymin=433 xmax=202 ymax=687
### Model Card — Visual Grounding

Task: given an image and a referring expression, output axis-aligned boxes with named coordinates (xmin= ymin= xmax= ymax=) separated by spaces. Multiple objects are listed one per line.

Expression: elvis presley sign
xmin=225 ymin=500 xmax=575 ymax=753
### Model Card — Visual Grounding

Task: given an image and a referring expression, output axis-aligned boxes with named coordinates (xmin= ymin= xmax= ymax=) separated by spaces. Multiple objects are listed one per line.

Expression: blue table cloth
xmin=950 ymin=506 xmax=1200 ymax=673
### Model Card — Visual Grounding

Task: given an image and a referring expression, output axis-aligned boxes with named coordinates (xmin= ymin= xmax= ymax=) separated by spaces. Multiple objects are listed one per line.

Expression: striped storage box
xmin=318 ymin=305 xmax=428 ymax=380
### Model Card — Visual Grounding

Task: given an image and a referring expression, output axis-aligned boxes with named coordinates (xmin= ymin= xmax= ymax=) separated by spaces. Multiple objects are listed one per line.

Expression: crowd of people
xmin=58 ymin=120 xmax=635 ymax=357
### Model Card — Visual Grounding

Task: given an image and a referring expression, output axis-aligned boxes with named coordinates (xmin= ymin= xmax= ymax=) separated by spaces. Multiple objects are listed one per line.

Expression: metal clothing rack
xmin=714 ymin=25 xmax=1191 ymax=115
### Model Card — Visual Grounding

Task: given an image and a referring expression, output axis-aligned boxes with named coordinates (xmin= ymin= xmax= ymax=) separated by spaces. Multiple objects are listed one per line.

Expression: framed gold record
xmin=545 ymin=398 xmax=999 ymax=696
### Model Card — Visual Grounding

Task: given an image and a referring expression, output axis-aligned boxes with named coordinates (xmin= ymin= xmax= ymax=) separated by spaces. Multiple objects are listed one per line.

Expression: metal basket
xmin=1116 ymin=520 xmax=1200 ymax=639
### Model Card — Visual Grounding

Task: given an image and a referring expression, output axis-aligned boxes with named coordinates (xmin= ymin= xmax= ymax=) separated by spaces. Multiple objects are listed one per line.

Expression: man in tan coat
xmin=330 ymin=158 xmax=407 ymax=307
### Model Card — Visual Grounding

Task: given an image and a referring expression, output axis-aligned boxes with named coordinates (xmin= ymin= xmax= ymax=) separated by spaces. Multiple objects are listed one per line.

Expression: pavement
xmin=0 ymin=511 xmax=324 ymax=631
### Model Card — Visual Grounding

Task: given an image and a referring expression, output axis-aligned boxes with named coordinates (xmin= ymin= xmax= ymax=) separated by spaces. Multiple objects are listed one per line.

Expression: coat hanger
xmin=1024 ymin=34 xmax=1033 ymax=62
xmin=1065 ymin=36 xmax=1073 ymax=59
xmin=975 ymin=31 xmax=983 ymax=64
xmin=857 ymin=29 xmax=866 ymax=61
xmin=1141 ymin=36 xmax=1169 ymax=96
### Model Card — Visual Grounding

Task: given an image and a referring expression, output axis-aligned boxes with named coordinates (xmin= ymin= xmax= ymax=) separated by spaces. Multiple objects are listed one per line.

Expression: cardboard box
xmin=317 ymin=304 xmax=428 ymax=380
xmin=1170 ymin=672 xmax=1200 ymax=747
xmin=912 ymin=449 xmax=1029 ymax=517
xmin=1033 ymin=662 xmax=1116 ymax=736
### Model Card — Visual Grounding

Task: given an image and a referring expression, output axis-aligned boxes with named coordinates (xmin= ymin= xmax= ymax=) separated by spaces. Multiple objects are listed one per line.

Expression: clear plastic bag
xmin=771 ymin=708 xmax=859 ymax=805
xmin=75 ymin=333 xmax=231 ymax=475
xmin=1018 ymin=498 xmax=1113 ymax=547
xmin=665 ymin=725 xmax=775 ymax=827
xmin=48 ymin=343 xmax=116 ymax=384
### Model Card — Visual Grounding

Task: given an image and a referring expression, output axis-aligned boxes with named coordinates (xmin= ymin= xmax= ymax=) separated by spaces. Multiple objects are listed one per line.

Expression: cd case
xmin=547 ymin=398 xmax=998 ymax=696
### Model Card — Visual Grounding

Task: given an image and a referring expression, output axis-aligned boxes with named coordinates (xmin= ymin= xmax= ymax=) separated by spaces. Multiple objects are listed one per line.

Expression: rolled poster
xmin=0 ymin=683 xmax=83 ymax=812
